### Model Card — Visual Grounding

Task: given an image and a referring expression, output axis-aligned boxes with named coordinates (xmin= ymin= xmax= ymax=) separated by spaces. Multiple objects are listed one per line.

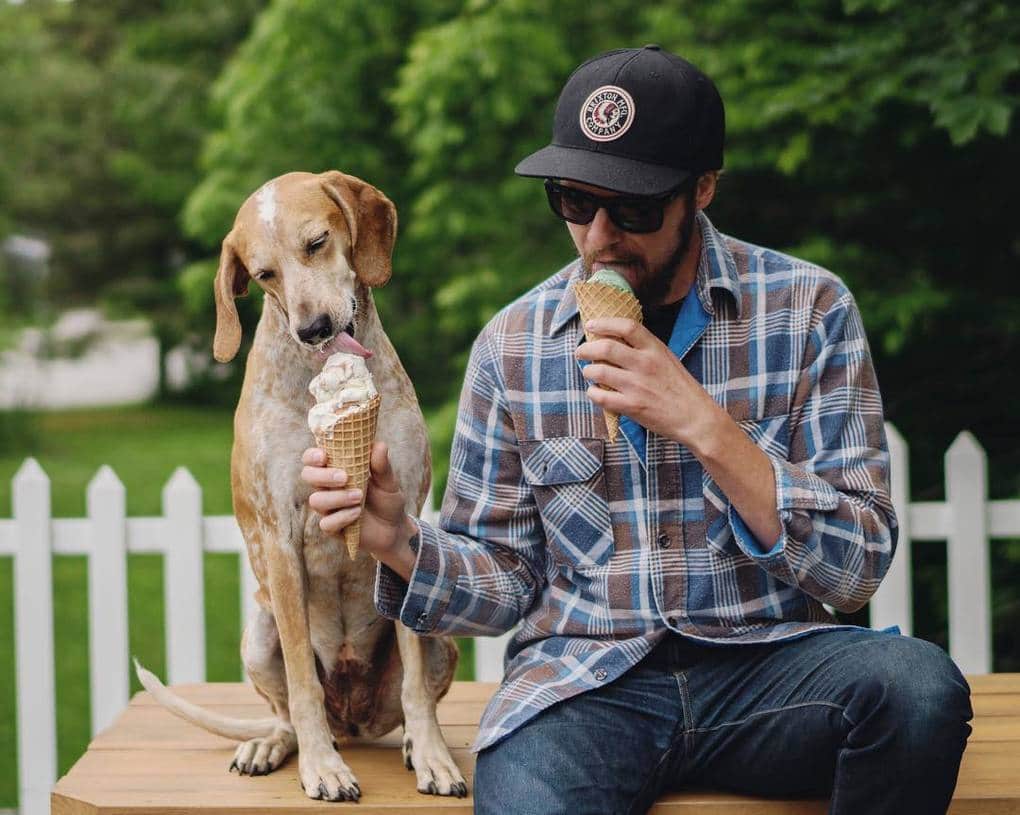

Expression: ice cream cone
xmin=313 ymin=393 xmax=382 ymax=558
xmin=574 ymin=280 xmax=643 ymax=442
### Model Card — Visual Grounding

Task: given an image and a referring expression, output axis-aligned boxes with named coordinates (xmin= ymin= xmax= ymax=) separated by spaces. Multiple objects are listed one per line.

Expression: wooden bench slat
xmin=966 ymin=674 xmax=1020 ymax=695
xmin=87 ymin=703 xmax=1020 ymax=753
xmin=54 ymin=678 xmax=1020 ymax=814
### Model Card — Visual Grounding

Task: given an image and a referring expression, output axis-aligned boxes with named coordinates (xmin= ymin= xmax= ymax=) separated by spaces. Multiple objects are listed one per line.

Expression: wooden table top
xmin=52 ymin=676 xmax=1020 ymax=813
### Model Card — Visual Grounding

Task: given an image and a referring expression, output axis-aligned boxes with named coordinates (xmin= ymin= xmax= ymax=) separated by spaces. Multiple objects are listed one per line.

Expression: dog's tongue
xmin=335 ymin=332 xmax=373 ymax=358
xmin=322 ymin=332 xmax=373 ymax=359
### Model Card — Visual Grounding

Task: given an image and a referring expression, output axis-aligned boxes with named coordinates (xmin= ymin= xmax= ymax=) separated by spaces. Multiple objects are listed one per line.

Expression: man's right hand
xmin=300 ymin=442 xmax=419 ymax=579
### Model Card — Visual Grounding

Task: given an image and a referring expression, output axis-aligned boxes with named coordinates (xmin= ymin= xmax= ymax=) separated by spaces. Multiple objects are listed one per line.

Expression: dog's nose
xmin=297 ymin=313 xmax=334 ymax=344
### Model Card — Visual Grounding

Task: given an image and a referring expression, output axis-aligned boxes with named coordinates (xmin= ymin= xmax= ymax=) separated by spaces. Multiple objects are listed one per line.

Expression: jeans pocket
xmin=703 ymin=415 xmax=790 ymax=556
xmin=521 ymin=436 xmax=613 ymax=569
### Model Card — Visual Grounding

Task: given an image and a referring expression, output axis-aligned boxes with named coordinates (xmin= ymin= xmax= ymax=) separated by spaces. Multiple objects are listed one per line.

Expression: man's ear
xmin=695 ymin=171 xmax=718 ymax=211
xmin=212 ymin=232 xmax=249 ymax=363
xmin=319 ymin=170 xmax=397 ymax=287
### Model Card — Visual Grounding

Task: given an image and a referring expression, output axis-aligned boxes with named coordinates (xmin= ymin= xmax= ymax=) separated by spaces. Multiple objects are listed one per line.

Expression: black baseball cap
xmin=515 ymin=46 xmax=724 ymax=196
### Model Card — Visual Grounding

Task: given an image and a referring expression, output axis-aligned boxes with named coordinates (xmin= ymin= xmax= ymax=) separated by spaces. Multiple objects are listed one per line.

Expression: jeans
xmin=474 ymin=628 xmax=973 ymax=814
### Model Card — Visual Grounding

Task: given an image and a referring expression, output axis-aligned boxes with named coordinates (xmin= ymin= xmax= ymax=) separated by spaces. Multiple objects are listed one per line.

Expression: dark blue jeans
xmin=474 ymin=629 xmax=972 ymax=814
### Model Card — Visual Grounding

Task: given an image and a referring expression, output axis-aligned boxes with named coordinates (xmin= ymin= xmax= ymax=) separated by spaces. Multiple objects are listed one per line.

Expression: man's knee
xmin=848 ymin=636 xmax=972 ymax=756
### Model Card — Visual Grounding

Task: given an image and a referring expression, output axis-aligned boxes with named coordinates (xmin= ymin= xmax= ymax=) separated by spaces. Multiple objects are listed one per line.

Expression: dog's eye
xmin=256 ymin=270 xmax=275 ymax=281
xmin=307 ymin=232 xmax=329 ymax=254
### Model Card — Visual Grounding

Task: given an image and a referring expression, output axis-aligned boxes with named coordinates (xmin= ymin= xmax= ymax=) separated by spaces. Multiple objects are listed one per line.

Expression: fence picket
xmin=870 ymin=423 xmax=913 ymax=635
xmin=86 ymin=466 xmax=129 ymax=736
xmin=946 ymin=432 xmax=991 ymax=673
xmin=162 ymin=467 xmax=205 ymax=684
xmin=475 ymin=630 xmax=514 ymax=682
xmin=13 ymin=459 xmax=57 ymax=815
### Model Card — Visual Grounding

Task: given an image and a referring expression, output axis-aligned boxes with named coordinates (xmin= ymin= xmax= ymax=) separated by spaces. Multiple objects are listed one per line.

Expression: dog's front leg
xmin=396 ymin=625 xmax=467 ymax=797
xmin=266 ymin=536 xmax=361 ymax=802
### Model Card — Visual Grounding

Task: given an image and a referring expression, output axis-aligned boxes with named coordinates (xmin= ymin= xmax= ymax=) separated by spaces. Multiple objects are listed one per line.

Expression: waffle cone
xmin=574 ymin=281 xmax=643 ymax=443
xmin=313 ymin=394 xmax=382 ymax=558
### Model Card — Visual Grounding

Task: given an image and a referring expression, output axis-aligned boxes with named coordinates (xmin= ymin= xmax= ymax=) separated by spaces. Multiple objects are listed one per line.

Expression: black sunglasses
xmin=544 ymin=179 xmax=690 ymax=234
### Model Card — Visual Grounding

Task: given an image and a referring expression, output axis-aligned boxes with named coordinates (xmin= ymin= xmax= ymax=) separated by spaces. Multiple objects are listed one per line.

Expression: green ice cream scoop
xmin=587 ymin=268 xmax=634 ymax=294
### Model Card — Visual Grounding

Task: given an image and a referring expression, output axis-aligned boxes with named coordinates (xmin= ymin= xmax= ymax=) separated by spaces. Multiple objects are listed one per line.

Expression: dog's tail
xmin=133 ymin=657 xmax=278 ymax=741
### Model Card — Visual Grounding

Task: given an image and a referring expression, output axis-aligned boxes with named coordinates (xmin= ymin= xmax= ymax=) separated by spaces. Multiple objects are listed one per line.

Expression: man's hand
xmin=577 ymin=316 xmax=783 ymax=545
xmin=300 ymin=442 xmax=419 ymax=579
xmin=574 ymin=317 xmax=723 ymax=447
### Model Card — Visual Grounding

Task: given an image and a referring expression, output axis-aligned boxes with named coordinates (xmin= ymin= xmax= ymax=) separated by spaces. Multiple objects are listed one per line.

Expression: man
xmin=301 ymin=47 xmax=972 ymax=814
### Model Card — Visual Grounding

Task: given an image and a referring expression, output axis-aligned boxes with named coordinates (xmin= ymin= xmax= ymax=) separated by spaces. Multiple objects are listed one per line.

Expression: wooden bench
xmin=52 ymin=677 xmax=1020 ymax=813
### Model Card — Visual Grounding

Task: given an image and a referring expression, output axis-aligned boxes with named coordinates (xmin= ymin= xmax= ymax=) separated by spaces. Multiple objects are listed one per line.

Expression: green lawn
xmin=0 ymin=404 xmax=474 ymax=809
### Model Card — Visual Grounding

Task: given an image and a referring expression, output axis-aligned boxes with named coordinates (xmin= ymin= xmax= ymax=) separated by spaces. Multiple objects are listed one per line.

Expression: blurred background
xmin=1 ymin=0 xmax=1018 ymax=806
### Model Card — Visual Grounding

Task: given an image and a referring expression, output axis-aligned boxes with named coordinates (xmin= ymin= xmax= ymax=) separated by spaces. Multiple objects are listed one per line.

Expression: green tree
xmin=0 ymin=0 xmax=261 ymax=392
xmin=180 ymin=0 xmax=462 ymax=404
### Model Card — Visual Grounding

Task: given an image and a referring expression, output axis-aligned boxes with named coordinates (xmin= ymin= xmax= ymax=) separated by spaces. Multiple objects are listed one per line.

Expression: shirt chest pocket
xmin=520 ymin=436 xmax=614 ymax=569
xmin=702 ymin=415 xmax=791 ymax=555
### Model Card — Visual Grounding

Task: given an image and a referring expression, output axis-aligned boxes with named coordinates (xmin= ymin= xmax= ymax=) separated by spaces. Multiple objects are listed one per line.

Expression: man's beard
xmin=581 ymin=190 xmax=699 ymax=306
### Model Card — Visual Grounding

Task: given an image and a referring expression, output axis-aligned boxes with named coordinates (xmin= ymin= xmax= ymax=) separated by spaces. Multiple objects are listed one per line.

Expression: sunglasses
xmin=544 ymin=179 xmax=690 ymax=234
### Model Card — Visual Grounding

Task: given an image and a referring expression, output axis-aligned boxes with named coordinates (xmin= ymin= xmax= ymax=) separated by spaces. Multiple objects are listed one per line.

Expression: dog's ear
xmin=212 ymin=232 xmax=250 ymax=363
xmin=320 ymin=170 xmax=397 ymax=287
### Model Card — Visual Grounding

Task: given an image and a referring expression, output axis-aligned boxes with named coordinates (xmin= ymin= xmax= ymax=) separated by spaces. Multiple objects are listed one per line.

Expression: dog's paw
xmin=229 ymin=727 xmax=297 ymax=776
xmin=406 ymin=732 xmax=467 ymax=797
xmin=298 ymin=749 xmax=361 ymax=802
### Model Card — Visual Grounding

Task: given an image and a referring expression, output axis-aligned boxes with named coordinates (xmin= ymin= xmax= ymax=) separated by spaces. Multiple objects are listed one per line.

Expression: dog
xmin=134 ymin=170 xmax=466 ymax=801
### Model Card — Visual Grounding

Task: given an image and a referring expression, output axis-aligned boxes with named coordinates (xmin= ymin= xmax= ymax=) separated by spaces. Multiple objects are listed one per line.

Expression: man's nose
xmin=297 ymin=313 xmax=334 ymax=343
xmin=585 ymin=206 xmax=622 ymax=246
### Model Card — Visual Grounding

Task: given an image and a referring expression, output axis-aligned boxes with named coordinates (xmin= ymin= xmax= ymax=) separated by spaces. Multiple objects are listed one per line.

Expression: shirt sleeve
xmin=727 ymin=289 xmax=898 ymax=613
xmin=374 ymin=326 xmax=546 ymax=636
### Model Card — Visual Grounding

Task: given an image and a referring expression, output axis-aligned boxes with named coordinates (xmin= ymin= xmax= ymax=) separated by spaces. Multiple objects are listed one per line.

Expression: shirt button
xmin=657 ymin=532 xmax=672 ymax=549
xmin=593 ymin=668 xmax=608 ymax=681
xmin=416 ymin=611 xmax=428 ymax=624
xmin=667 ymin=615 xmax=680 ymax=628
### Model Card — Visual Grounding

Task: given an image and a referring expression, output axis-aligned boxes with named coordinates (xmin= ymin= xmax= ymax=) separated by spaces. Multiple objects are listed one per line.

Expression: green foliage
xmin=0 ymin=410 xmax=41 ymax=458
xmin=182 ymin=0 xmax=427 ymax=245
xmin=0 ymin=0 xmax=262 ymax=407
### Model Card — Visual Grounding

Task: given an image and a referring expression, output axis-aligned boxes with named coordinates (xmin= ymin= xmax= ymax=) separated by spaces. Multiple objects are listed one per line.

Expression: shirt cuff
xmin=771 ymin=456 xmax=841 ymax=513
xmin=373 ymin=523 xmax=420 ymax=620
xmin=727 ymin=456 xmax=840 ymax=565
xmin=373 ymin=516 xmax=458 ymax=634
xmin=728 ymin=504 xmax=784 ymax=557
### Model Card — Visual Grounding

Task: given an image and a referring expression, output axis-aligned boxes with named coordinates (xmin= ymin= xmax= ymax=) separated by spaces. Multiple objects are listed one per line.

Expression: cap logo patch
xmin=579 ymin=85 xmax=635 ymax=142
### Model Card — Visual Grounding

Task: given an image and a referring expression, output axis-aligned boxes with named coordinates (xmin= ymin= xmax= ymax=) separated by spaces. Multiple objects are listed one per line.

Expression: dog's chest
xmin=301 ymin=512 xmax=352 ymax=579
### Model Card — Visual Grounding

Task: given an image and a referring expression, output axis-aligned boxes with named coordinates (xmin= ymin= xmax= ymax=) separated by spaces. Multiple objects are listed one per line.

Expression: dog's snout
xmin=297 ymin=313 xmax=334 ymax=344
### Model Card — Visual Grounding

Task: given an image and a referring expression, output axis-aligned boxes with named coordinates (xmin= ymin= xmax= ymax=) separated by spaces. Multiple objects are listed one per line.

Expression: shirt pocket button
xmin=593 ymin=668 xmax=608 ymax=681
xmin=657 ymin=532 xmax=672 ymax=549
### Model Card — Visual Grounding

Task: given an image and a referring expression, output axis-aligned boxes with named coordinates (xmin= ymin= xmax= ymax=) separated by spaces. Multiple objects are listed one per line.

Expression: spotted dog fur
xmin=135 ymin=170 xmax=465 ymax=801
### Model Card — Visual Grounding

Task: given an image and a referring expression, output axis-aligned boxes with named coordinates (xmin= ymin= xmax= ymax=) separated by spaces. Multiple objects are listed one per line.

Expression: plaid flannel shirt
xmin=375 ymin=212 xmax=898 ymax=752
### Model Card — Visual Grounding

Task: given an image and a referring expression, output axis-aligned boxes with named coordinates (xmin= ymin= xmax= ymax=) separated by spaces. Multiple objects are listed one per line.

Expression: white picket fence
xmin=1 ymin=423 xmax=1019 ymax=814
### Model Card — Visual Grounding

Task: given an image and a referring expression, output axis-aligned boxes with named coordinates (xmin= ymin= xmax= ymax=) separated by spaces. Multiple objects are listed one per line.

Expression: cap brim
xmin=515 ymin=144 xmax=690 ymax=196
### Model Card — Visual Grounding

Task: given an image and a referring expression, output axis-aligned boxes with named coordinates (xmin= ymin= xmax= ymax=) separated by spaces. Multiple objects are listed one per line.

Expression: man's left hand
xmin=575 ymin=317 xmax=723 ymax=447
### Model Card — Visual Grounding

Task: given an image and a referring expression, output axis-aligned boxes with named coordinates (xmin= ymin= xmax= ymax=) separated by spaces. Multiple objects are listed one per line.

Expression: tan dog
xmin=134 ymin=170 xmax=466 ymax=801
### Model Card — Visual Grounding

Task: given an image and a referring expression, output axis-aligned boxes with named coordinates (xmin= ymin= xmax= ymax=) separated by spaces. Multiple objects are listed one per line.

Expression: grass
xmin=0 ymin=404 xmax=475 ymax=809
